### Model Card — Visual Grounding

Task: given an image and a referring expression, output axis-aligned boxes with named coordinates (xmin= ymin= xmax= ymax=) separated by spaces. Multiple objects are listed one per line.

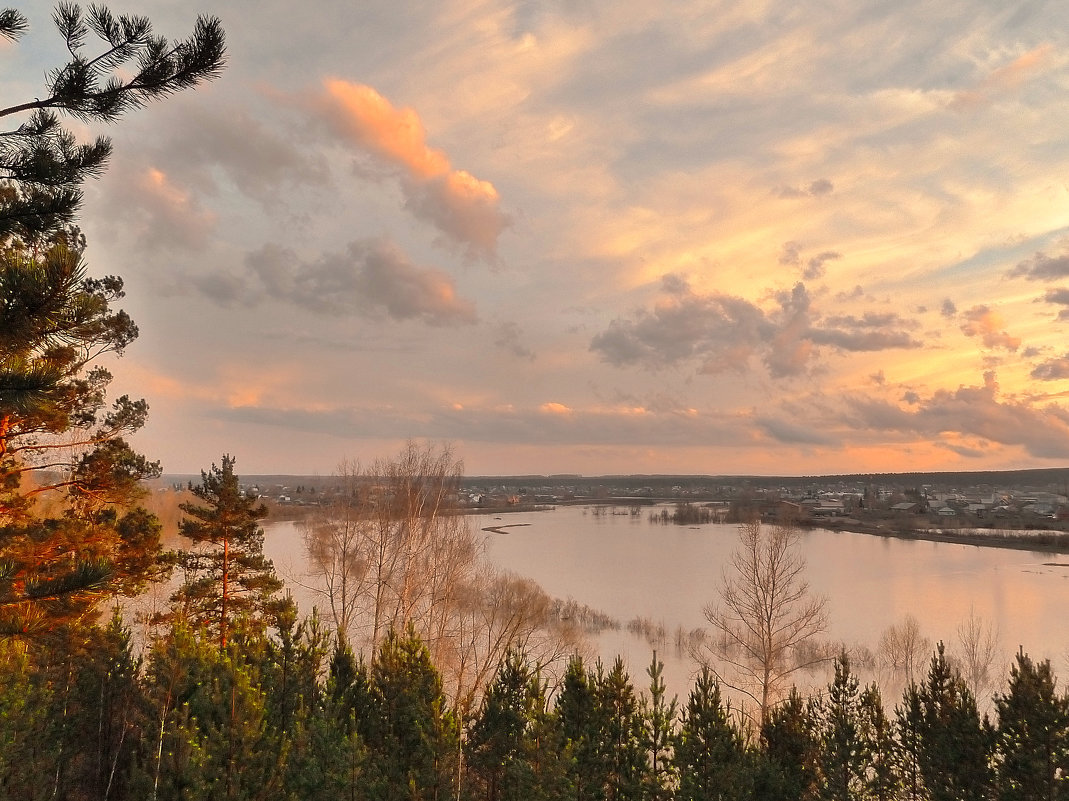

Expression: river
xmin=263 ymin=503 xmax=1069 ymax=700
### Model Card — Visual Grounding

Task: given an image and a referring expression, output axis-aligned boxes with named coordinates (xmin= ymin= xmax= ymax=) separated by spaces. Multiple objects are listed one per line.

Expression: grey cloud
xmin=835 ymin=285 xmax=866 ymax=302
xmin=591 ymin=279 xmax=922 ymax=378
xmin=776 ymin=179 xmax=834 ymax=199
xmin=493 ymin=322 xmax=535 ymax=360
xmin=1043 ymin=287 xmax=1069 ymax=305
xmin=1031 ymin=354 xmax=1069 ymax=381
xmin=661 ymin=273 xmax=691 ymax=294
xmin=403 ymin=174 xmax=511 ymax=264
xmin=810 ymin=329 xmax=922 ymax=351
xmin=941 ymin=298 xmax=957 ymax=318
xmin=870 ymin=370 xmax=885 ymax=385
xmin=779 ymin=242 xmax=801 ymax=267
xmin=193 ymin=239 xmax=477 ymax=326
xmin=846 ymin=373 xmax=1069 ymax=458
xmin=804 ymin=251 xmax=842 ymax=280
xmin=1010 ymin=250 xmax=1069 ymax=280
xmin=211 ymin=400 xmax=756 ymax=448
xmin=157 ymin=101 xmax=330 ymax=202
xmin=757 ymin=416 xmax=840 ymax=446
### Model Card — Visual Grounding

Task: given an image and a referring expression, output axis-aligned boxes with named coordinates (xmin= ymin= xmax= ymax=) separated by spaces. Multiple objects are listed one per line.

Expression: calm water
xmin=263 ymin=504 xmax=1069 ymax=697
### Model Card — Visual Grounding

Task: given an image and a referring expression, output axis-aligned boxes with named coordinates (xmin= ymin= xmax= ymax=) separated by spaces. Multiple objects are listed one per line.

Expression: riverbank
xmin=816 ymin=517 xmax=1069 ymax=553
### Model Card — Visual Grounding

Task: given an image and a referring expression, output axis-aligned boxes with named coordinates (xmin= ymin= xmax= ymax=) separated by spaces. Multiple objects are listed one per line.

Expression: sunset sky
xmin=9 ymin=0 xmax=1069 ymax=476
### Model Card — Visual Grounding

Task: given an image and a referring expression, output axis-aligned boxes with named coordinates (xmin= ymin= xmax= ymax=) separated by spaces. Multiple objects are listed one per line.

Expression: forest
xmin=2 ymin=5 xmax=1069 ymax=800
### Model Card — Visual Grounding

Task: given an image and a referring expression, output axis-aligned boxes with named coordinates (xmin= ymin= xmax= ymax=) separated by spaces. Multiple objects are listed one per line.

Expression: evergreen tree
xmin=131 ymin=622 xmax=282 ymax=801
xmin=910 ymin=642 xmax=992 ymax=801
xmin=813 ymin=654 xmax=872 ymax=801
xmin=639 ymin=651 xmax=678 ymax=801
xmin=556 ymin=654 xmax=599 ymax=801
xmin=0 ymin=238 xmax=164 ymax=636
xmin=595 ymin=657 xmax=647 ymax=801
xmin=758 ymin=688 xmax=819 ymax=801
xmin=672 ymin=666 xmax=751 ymax=801
xmin=163 ymin=455 xmax=289 ymax=649
xmin=467 ymin=649 xmax=566 ymax=801
xmin=0 ymin=3 xmax=224 ymax=638
xmin=0 ymin=5 xmax=225 ymax=242
xmin=994 ymin=649 xmax=1069 ymax=801
xmin=359 ymin=626 xmax=459 ymax=801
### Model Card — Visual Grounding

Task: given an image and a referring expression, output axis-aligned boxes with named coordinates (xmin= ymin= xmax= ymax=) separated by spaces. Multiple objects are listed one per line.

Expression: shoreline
xmin=814 ymin=517 xmax=1069 ymax=554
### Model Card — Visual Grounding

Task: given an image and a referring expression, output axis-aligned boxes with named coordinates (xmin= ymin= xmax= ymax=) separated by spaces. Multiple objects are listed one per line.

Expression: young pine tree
xmin=672 ymin=666 xmax=751 ymax=801
xmin=164 ymin=455 xmax=289 ymax=649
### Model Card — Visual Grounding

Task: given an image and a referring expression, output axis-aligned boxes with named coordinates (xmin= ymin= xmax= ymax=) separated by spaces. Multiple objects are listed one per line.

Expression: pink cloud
xmin=314 ymin=80 xmax=509 ymax=261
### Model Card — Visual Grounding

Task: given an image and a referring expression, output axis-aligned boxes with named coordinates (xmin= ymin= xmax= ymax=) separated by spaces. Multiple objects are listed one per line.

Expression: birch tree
xmin=698 ymin=520 xmax=828 ymax=727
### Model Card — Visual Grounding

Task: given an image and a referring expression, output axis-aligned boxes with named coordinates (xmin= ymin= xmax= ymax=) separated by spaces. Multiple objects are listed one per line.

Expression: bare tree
xmin=876 ymin=614 xmax=931 ymax=691
xmin=299 ymin=442 xmax=578 ymax=715
xmin=953 ymin=608 xmax=1001 ymax=704
xmin=300 ymin=460 xmax=368 ymax=644
xmin=697 ymin=520 xmax=828 ymax=726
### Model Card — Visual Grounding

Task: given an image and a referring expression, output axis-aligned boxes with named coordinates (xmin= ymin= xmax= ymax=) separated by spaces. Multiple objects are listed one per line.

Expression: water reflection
xmin=263 ymin=504 xmax=1069 ymax=700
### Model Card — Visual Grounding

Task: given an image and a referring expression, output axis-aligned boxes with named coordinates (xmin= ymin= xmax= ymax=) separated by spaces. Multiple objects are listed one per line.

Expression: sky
xmin=8 ymin=0 xmax=1069 ymax=477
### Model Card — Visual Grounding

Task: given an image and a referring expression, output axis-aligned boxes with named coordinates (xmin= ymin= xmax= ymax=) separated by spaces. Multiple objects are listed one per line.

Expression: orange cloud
xmin=314 ymin=80 xmax=509 ymax=260
xmin=321 ymin=80 xmax=450 ymax=179
xmin=960 ymin=305 xmax=1021 ymax=351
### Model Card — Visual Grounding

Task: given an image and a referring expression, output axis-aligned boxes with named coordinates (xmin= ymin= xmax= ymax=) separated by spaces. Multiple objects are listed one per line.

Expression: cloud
xmin=1031 ymin=354 xmax=1069 ymax=381
xmin=804 ymin=250 xmax=842 ymax=280
xmin=211 ymin=399 xmax=756 ymax=448
xmin=960 ymin=305 xmax=1021 ymax=351
xmin=949 ymin=44 xmax=1053 ymax=110
xmin=1009 ymin=249 xmax=1069 ymax=281
xmin=192 ymin=239 xmax=477 ymax=326
xmin=1041 ymin=287 xmax=1069 ymax=320
xmin=846 ymin=371 xmax=1069 ymax=458
xmin=757 ymin=416 xmax=840 ymax=446
xmin=312 ymin=79 xmax=509 ymax=261
xmin=779 ymin=241 xmax=801 ymax=267
xmin=116 ymin=167 xmax=216 ymax=251
xmin=776 ymin=179 xmax=835 ymax=198
xmin=155 ymin=101 xmax=330 ymax=202
xmin=940 ymin=298 xmax=957 ymax=318
xmin=590 ymin=279 xmax=921 ymax=378
xmin=493 ymin=321 xmax=535 ymax=360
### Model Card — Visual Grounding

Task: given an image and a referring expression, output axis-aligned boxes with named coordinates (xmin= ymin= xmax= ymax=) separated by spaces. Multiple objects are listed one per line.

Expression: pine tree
xmin=994 ymin=649 xmax=1069 ymax=801
xmin=359 ymin=626 xmax=459 ymax=801
xmin=0 ymin=5 xmax=225 ymax=242
xmin=556 ymin=654 xmax=598 ymax=801
xmin=0 ymin=3 xmax=224 ymax=638
xmin=911 ymin=642 xmax=992 ymax=801
xmin=673 ymin=666 xmax=751 ymax=801
xmin=0 ymin=238 xmax=164 ymax=637
xmin=596 ymin=656 xmax=647 ymax=801
xmin=813 ymin=653 xmax=872 ymax=801
xmin=639 ymin=651 xmax=678 ymax=800
xmin=163 ymin=455 xmax=289 ymax=649
xmin=466 ymin=649 xmax=566 ymax=801
xmin=758 ymin=688 xmax=819 ymax=801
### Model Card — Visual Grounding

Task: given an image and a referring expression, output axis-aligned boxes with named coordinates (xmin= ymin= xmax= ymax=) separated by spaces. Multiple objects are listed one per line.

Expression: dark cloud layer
xmin=1010 ymin=250 xmax=1069 ymax=281
xmin=846 ymin=372 xmax=1069 ymax=458
xmin=191 ymin=239 xmax=477 ymax=326
xmin=590 ymin=279 xmax=921 ymax=378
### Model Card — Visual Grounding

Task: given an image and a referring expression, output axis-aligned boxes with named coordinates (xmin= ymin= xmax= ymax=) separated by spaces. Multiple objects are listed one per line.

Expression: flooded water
xmin=263 ymin=503 xmax=1069 ymax=699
